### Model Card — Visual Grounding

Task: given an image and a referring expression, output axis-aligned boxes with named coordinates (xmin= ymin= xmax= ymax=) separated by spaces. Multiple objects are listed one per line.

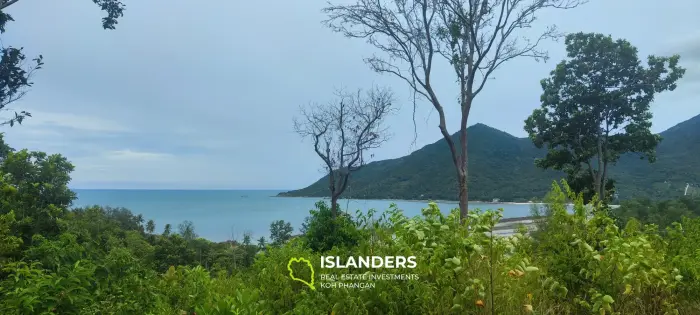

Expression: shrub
xmin=300 ymin=200 xmax=362 ymax=252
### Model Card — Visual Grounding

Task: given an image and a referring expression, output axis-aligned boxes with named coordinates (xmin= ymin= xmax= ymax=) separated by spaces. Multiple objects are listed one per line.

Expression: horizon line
xmin=70 ymin=188 xmax=292 ymax=191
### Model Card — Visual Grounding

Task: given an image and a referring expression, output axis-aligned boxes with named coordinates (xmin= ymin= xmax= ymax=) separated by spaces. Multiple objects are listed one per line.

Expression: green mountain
xmin=279 ymin=114 xmax=700 ymax=202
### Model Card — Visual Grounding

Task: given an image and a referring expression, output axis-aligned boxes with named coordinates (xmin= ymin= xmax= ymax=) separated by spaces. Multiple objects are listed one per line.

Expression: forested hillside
xmin=280 ymin=114 xmax=700 ymax=202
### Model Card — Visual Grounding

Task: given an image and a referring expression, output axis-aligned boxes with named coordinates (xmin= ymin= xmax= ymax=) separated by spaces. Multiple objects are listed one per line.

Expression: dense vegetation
xmin=2 ymin=132 xmax=700 ymax=314
xmin=280 ymin=114 xmax=700 ymax=202
xmin=2 ymin=1 xmax=698 ymax=314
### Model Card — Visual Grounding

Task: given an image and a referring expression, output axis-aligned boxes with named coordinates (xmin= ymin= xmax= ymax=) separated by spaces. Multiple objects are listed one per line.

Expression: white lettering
xmin=319 ymin=256 xmax=418 ymax=269
xmin=407 ymin=256 xmax=417 ymax=268
xmin=395 ymin=256 xmax=406 ymax=268
xmin=372 ymin=256 xmax=383 ymax=268
xmin=384 ymin=256 xmax=395 ymax=268
xmin=358 ymin=256 xmax=370 ymax=268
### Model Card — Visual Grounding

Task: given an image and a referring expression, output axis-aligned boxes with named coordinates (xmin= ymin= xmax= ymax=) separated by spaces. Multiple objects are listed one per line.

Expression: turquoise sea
xmin=73 ymin=190 xmax=536 ymax=242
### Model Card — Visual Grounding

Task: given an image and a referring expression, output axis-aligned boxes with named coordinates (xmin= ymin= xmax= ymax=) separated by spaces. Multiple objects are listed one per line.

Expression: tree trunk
xmin=458 ymin=94 xmax=471 ymax=224
xmin=595 ymin=132 xmax=604 ymax=201
xmin=329 ymin=171 xmax=337 ymax=218
xmin=458 ymin=122 xmax=469 ymax=223
xmin=600 ymin=160 xmax=608 ymax=202
xmin=458 ymin=171 xmax=468 ymax=222
xmin=330 ymin=194 xmax=339 ymax=218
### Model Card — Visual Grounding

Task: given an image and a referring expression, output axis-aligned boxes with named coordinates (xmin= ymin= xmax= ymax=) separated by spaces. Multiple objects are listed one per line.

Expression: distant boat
xmin=241 ymin=195 xmax=249 ymax=198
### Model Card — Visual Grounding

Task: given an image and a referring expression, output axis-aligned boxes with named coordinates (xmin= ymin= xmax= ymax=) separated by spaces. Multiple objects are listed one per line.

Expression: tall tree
xmin=294 ymin=87 xmax=395 ymax=217
xmin=257 ymin=236 xmax=266 ymax=250
xmin=323 ymin=0 xmax=585 ymax=221
xmin=146 ymin=219 xmax=155 ymax=234
xmin=162 ymin=223 xmax=171 ymax=236
xmin=0 ymin=0 xmax=125 ymax=126
xmin=178 ymin=220 xmax=198 ymax=241
xmin=525 ymin=32 xmax=686 ymax=202
xmin=269 ymin=220 xmax=293 ymax=246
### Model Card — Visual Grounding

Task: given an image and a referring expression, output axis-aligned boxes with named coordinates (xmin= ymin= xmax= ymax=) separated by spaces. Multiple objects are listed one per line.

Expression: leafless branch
xmin=0 ymin=0 xmax=21 ymax=10
xmin=294 ymin=86 xmax=396 ymax=214
xmin=324 ymin=0 xmax=586 ymax=218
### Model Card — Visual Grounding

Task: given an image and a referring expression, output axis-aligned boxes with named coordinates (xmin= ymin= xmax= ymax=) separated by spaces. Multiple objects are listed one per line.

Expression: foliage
xmin=0 ymin=143 xmax=76 ymax=251
xmin=525 ymin=32 xmax=686 ymax=202
xmin=300 ymin=200 xmax=362 ymax=252
xmin=613 ymin=196 xmax=700 ymax=229
xmin=531 ymin=181 xmax=684 ymax=314
xmin=269 ymin=220 xmax=293 ymax=246
xmin=1 ymin=131 xmax=700 ymax=315
xmin=666 ymin=217 xmax=700 ymax=303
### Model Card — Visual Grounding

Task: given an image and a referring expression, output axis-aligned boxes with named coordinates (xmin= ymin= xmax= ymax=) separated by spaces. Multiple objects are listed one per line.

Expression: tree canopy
xmin=525 ymin=32 xmax=686 ymax=202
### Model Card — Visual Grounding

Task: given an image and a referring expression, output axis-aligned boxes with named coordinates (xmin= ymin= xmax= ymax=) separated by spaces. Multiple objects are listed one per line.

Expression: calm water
xmin=73 ymin=190 xmax=536 ymax=242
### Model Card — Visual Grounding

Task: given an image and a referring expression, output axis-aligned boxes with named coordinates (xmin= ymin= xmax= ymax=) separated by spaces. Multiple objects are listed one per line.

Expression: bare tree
xmin=295 ymin=86 xmax=395 ymax=217
xmin=323 ymin=0 xmax=586 ymax=222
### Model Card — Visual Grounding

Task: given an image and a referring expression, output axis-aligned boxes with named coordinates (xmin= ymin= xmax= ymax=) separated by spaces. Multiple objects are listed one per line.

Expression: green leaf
xmin=447 ymin=257 xmax=461 ymax=266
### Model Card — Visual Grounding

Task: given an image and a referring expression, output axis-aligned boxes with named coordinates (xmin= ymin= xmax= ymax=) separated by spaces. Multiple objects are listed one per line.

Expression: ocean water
xmin=73 ymin=190 xmax=537 ymax=242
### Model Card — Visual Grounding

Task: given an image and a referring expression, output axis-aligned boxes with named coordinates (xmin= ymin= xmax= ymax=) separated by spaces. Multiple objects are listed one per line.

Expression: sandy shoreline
xmin=274 ymin=194 xmax=544 ymax=205
xmin=274 ymin=195 xmax=620 ymax=208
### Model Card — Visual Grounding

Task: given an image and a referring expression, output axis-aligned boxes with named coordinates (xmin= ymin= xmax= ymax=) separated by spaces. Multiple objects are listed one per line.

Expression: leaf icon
xmin=287 ymin=257 xmax=316 ymax=290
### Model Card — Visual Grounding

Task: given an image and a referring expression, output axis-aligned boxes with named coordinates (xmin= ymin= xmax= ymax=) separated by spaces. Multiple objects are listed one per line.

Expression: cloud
xmin=670 ymin=32 xmax=700 ymax=61
xmin=0 ymin=0 xmax=697 ymax=190
xmin=6 ymin=109 xmax=131 ymax=133
xmin=662 ymin=31 xmax=700 ymax=85
xmin=105 ymin=149 xmax=173 ymax=161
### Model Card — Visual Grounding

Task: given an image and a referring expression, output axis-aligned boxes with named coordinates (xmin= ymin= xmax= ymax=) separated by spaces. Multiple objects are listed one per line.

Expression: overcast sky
xmin=1 ymin=0 xmax=698 ymax=190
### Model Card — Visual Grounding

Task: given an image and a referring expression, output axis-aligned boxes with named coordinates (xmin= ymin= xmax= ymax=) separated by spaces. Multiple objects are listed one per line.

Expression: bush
xmin=613 ymin=197 xmax=700 ymax=229
xmin=300 ymin=200 xmax=362 ymax=252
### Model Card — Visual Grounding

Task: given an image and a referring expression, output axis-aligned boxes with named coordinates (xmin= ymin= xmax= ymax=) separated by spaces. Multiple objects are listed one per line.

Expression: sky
xmin=0 ymin=0 xmax=698 ymax=190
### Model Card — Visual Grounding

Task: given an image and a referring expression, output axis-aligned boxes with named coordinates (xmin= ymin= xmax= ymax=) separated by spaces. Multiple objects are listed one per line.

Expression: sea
xmin=73 ymin=189 xmax=537 ymax=242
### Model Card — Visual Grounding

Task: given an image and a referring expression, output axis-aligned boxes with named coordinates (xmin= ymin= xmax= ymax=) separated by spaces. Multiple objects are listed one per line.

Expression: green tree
xmin=178 ymin=220 xmax=197 ymax=242
xmin=323 ymin=0 xmax=585 ymax=221
xmin=242 ymin=232 xmax=252 ymax=246
xmin=146 ymin=219 xmax=156 ymax=234
xmin=0 ymin=211 xmax=21 ymax=262
xmin=0 ymin=0 xmax=125 ymax=126
xmin=525 ymin=32 xmax=686 ymax=202
xmin=0 ymin=138 xmax=76 ymax=247
xmin=257 ymin=236 xmax=266 ymax=250
xmin=613 ymin=196 xmax=700 ymax=229
xmin=269 ymin=220 xmax=293 ymax=246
